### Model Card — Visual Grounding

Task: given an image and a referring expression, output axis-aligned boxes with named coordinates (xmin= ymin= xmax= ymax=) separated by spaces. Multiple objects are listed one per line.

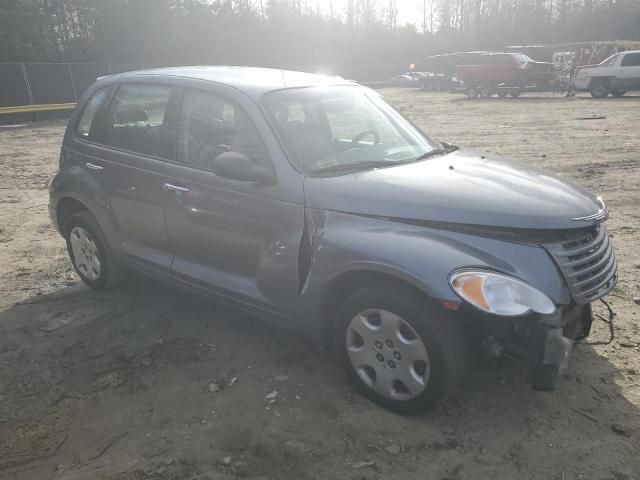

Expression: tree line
xmin=1 ymin=0 xmax=639 ymax=79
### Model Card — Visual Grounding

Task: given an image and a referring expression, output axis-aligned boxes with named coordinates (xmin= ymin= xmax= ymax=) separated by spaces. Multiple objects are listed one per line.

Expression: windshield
xmin=599 ymin=53 xmax=619 ymax=65
xmin=262 ymin=86 xmax=437 ymax=176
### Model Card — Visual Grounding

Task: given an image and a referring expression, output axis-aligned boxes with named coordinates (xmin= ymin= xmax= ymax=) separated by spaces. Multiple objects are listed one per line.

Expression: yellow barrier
xmin=0 ymin=103 xmax=77 ymax=115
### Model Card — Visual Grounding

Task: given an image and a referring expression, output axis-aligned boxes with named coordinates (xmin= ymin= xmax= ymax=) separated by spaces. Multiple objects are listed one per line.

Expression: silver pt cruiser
xmin=49 ymin=67 xmax=617 ymax=413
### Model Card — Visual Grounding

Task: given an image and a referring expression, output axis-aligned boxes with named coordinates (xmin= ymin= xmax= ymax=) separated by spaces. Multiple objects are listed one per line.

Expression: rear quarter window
xmin=76 ymin=87 xmax=112 ymax=141
xmin=621 ymin=53 xmax=640 ymax=67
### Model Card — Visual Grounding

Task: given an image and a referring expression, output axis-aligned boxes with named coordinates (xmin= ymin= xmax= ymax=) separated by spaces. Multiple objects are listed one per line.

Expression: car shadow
xmin=1 ymin=278 xmax=638 ymax=479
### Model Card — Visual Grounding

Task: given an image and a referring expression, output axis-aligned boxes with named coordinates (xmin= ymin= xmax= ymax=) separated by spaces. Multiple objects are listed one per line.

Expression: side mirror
xmin=212 ymin=151 xmax=275 ymax=184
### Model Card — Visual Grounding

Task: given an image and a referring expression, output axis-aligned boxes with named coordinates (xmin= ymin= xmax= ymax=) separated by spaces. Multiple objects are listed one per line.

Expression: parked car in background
xmin=457 ymin=52 xmax=556 ymax=98
xmin=391 ymin=73 xmax=419 ymax=88
xmin=573 ymin=50 xmax=640 ymax=97
xmin=50 ymin=67 xmax=616 ymax=414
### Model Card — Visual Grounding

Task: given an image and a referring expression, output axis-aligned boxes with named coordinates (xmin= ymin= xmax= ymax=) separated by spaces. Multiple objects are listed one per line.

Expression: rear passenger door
xmin=74 ymin=82 xmax=178 ymax=273
xmin=616 ymin=53 xmax=640 ymax=90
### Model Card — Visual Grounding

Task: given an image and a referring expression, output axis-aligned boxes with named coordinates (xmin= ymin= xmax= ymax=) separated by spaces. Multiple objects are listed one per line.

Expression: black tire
xmin=496 ymin=90 xmax=508 ymax=98
xmin=528 ymin=364 xmax=559 ymax=392
xmin=611 ymin=90 xmax=626 ymax=97
xmin=465 ymin=87 xmax=478 ymax=99
xmin=510 ymin=90 xmax=521 ymax=98
xmin=478 ymin=86 xmax=492 ymax=99
xmin=65 ymin=211 xmax=127 ymax=290
xmin=334 ymin=283 xmax=467 ymax=414
xmin=590 ymin=79 xmax=610 ymax=98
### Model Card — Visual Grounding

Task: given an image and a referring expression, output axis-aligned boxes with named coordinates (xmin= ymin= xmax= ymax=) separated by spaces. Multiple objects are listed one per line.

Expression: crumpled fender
xmin=296 ymin=209 xmax=570 ymax=342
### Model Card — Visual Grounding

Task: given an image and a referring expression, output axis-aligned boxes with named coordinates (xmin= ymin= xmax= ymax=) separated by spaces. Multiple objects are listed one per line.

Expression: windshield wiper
xmin=412 ymin=147 xmax=447 ymax=162
xmin=311 ymin=160 xmax=396 ymax=175
xmin=411 ymin=141 xmax=459 ymax=162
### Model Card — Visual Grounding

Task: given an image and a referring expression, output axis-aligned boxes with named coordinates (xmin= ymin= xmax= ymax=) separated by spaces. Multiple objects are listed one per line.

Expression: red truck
xmin=456 ymin=53 xmax=556 ymax=98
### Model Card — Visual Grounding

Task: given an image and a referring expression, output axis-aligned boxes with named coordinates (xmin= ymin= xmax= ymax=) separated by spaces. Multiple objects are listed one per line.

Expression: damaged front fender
xmin=296 ymin=210 xmax=571 ymax=344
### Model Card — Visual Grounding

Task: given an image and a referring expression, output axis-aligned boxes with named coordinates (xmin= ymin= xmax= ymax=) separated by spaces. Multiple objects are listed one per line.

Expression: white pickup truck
xmin=573 ymin=50 xmax=640 ymax=97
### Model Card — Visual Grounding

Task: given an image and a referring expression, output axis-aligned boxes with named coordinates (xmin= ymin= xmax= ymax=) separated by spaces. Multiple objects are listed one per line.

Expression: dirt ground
xmin=1 ymin=91 xmax=639 ymax=480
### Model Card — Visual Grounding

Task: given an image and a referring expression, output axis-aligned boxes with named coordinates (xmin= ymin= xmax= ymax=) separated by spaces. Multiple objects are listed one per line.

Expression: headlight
xmin=449 ymin=270 xmax=556 ymax=316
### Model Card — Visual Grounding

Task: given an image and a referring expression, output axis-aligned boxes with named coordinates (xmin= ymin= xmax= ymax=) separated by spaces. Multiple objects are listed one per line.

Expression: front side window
xmin=76 ymin=88 xmax=111 ymax=140
xmin=103 ymin=84 xmax=172 ymax=157
xmin=178 ymin=89 xmax=267 ymax=171
xmin=621 ymin=53 xmax=640 ymax=67
xmin=263 ymin=86 xmax=437 ymax=176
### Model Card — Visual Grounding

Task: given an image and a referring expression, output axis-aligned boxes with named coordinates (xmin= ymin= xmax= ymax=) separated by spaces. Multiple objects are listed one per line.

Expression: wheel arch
xmin=56 ymin=196 xmax=90 ymax=235
xmin=587 ymin=76 xmax=611 ymax=89
xmin=318 ymin=267 xmax=438 ymax=350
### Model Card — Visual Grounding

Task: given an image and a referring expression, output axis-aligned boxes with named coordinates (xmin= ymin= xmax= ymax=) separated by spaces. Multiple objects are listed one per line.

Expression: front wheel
xmin=65 ymin=211 xmax=127 ymax=290
xmin=611 ymin=90 xmax=626 ymax=97
xmin=334 ymin=284 xmax=466 ymax=414
xmin=590 ymin=79 xmax=610 ymax=98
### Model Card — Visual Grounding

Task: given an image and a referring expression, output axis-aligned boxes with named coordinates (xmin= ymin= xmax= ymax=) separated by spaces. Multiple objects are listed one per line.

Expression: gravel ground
xmin=1 ymin=90 xmax=639 ymax=480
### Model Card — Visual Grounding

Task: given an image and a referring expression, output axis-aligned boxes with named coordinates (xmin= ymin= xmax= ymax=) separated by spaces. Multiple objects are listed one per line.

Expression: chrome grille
xmin=544 ymin=224 xmax=617 ymax=304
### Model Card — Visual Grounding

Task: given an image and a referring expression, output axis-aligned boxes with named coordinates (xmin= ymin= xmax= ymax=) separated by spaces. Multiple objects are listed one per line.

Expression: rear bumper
xmin=49 ymin=204 xmax=60 ymax=234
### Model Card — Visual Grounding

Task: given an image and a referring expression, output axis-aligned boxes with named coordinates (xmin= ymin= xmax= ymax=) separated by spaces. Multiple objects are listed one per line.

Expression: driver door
xmin=162 ymin=87 xmax=304 ymax=318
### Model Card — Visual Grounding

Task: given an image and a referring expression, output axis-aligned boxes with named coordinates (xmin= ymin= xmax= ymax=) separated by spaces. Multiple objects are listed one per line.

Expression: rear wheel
xmin=478 ymin=86 xmax=492 ymax=99
xmin=465 ymin=87 xmax=478 ymax=99
xmin=496 ymin=90 xmax=508 ymax=98
xmin=610 ymin=89 xmax=626 ymax=97
xmin=510 ymin=89 xmax=521 ymax=98
xmin=590 ymin=79 xmax=610 ymax=98
xmin=334 ymin=284 xmax=466 ymax=414
xmin=65 ymin=211 xmax=127 ymax=290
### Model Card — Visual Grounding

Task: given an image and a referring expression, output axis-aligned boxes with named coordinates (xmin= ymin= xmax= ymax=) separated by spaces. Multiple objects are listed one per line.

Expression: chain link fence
xmin=0 ymin=62 xmax=147 ymax=123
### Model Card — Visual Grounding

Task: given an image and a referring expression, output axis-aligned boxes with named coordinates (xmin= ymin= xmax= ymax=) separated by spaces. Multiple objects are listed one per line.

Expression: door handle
xmin=86 ymin=162 xmax=104 ymax=171
xmin=162 ymin=183 xmax=190 ymax=193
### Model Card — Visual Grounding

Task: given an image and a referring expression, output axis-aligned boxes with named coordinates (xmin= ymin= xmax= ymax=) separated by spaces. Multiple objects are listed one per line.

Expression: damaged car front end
xmin=266 ymin=85 xmax=617 ymax=399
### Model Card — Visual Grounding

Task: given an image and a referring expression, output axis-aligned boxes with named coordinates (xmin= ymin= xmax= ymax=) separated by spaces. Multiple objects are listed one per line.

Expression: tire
xmin=478 ymin=86 xmax=492 ymax=99
xmin=496 ymin=90 xmax=508 ymax=98
xmin=510 ymin=90 xmax=521 ymax=98
xmin=465 ymin=87 xmax=478 ymax=99
xmin=65 ymin=211 xmax=127 ymax=290
xmin=334 ymin=284 xmax=467 ymax=414
xmin=528 ymin=364 xmax=559 ymax=392
xmin=611 ymin=90 xmax=626 ymax=97
xmin=590 ymin=79 xmax=610 ymax=98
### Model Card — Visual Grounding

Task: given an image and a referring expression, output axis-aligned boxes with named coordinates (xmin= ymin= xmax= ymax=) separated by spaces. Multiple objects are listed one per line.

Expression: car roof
xmin=105 ymin=66 xmax=357 ymax=100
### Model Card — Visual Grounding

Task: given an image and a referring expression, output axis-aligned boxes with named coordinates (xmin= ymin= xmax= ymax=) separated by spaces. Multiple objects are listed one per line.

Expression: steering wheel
xmin=351 ymin=129 xmax=380 ymax=146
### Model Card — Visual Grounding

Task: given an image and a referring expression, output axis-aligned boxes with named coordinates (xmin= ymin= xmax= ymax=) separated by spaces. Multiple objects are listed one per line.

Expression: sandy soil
xmin=1 ymin=91 xmax=639 ymax=480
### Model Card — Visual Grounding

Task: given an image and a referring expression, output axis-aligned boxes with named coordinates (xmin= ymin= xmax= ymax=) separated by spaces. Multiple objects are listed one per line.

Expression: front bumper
xmin=470 ymin=303 xmax=593 ymax=390
xmin=572 ymin=77 xmax=590 ymax=91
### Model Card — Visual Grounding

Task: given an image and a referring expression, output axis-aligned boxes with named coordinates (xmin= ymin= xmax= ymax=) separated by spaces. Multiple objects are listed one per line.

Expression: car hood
xmin=304 ymin=149 xmax=604 ymax=230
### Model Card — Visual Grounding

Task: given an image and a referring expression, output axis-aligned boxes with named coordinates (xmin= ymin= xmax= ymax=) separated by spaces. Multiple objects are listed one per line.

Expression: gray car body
xmin=49 ymin=66 xmax=607 ymax=347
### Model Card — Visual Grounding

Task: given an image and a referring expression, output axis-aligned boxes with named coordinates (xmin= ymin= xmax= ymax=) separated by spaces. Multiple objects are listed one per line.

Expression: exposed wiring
xmin=579 ymin=297 xmax=616 ymax=346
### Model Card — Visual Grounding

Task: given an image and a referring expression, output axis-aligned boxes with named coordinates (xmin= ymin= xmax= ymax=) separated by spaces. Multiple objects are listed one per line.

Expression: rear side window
xmin=76 ymin=88 xmax=111 ymax=140
xmin=103 ymin=84 xmax=172 ymax=158
xmin=178 ymin=89 xmax=268 ymax=170
xmin=621 ymin=53 xmax=640 ymax=67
